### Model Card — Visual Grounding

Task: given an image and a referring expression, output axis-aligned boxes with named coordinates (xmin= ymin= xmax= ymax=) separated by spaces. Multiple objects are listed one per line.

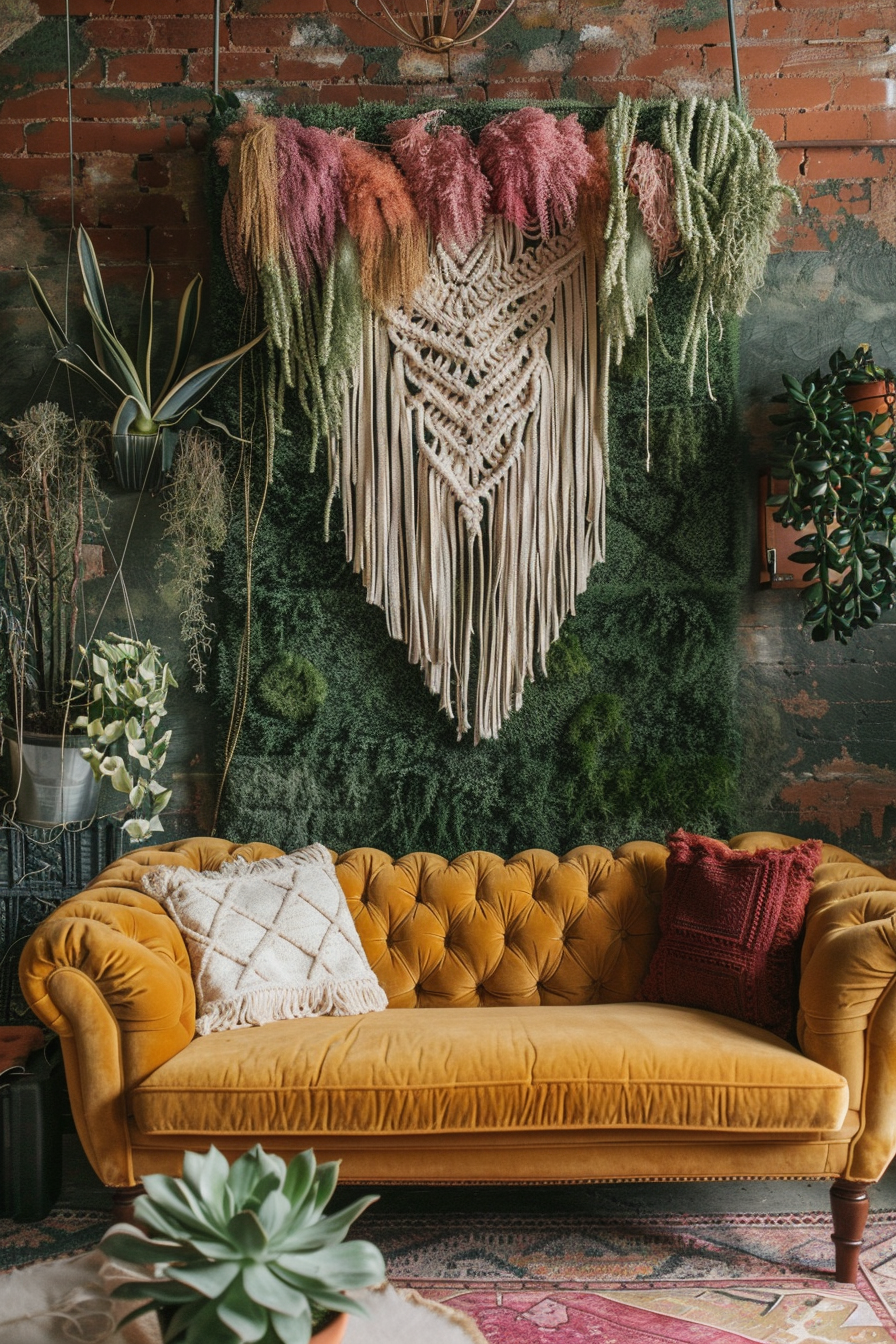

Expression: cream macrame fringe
xmin=194 ymin=976 xmax=388 ymax=1036
xmin=329 ymin=217 xmax=605 ymax=742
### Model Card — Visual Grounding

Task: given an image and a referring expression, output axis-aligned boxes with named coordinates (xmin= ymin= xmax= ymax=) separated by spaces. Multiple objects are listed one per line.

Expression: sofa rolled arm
xmin=19 ymin=838 xmax=282 ymax=1187
xmin=19 ymin=888 xmax=196 ymax=1186
xmin=799 ymin=867 xmax=896 ymax=1183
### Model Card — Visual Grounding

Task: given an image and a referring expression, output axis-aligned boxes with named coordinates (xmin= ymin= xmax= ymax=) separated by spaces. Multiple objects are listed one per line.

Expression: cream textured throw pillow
xmin=142 ymin=844 xmax=388 ymax=1035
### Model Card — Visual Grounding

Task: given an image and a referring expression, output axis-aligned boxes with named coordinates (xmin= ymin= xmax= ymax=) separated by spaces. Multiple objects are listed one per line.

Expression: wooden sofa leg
xmin=110 ymin=1183 xmax=144 ymax=1225
xmin=830 ymin=1179 xmax=870 ymax=1284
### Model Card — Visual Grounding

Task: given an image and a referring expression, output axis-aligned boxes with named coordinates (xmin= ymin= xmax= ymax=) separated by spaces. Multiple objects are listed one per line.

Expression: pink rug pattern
xmin=367 ymin=1211 xmax=896 ymax=1343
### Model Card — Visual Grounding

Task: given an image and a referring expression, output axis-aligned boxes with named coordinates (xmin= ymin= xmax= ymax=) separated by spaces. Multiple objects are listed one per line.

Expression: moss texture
xmin=210 ymin=100 xmax=747 ymax=856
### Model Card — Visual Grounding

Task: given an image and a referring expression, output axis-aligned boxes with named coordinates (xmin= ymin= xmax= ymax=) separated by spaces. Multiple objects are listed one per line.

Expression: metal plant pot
xmin=110 ymin=428 xmax=176 ymax=492
xmin=1 ymin=727 xmax=100 ymax=827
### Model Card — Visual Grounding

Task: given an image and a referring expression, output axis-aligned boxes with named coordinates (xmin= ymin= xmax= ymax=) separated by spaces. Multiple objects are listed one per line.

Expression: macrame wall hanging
xmin=216 ymin=95 xmax=795 ymax=745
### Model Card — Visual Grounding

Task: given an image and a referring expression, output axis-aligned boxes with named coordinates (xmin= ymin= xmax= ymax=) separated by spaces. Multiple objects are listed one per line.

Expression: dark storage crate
xmin=0 ymin=1043 xmax=63 ymax=1220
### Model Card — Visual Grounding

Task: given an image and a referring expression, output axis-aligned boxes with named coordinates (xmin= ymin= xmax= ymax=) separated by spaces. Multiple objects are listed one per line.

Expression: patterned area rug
xmin=0 ymin=1208 xmax=111 ymax=1270
xmin=4 ymin=1206 xmax=896 ymax=1341
xmin=370 ymin=1211 xmax=896 ymax=1343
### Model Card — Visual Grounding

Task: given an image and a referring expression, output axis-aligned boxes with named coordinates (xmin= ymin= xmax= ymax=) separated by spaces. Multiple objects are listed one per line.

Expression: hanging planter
xmin=27 ymin=227 xmax=265 ymax=494
xmin=769 ymin=345 xmax=896 ymax=643
xmin=1 ymin=727 xmax=99 ymax=827
xmin=110 ymin=427 xmax=177 ymax=493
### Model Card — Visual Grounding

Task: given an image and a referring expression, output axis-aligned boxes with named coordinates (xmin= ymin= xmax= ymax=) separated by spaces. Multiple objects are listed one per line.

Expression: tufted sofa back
xmin=66 ymin=832 xmax=862 ymax=1012
xmin=338 ymin=843 xmax=669 ymax=1007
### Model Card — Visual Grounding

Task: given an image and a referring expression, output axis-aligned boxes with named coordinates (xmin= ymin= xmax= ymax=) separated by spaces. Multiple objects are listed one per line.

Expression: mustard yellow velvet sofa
xmin=19 ymin=831 xmax=896 ymax=1282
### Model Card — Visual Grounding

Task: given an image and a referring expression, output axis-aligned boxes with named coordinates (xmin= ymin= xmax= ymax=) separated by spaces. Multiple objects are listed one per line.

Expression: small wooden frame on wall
xmin=758 ymin=473 xmax=814 ymax=589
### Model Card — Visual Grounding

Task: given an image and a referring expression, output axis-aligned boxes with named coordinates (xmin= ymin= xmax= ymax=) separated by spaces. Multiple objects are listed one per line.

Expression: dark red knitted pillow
xmin=640 ymin=831 xmax=823 ymax=1039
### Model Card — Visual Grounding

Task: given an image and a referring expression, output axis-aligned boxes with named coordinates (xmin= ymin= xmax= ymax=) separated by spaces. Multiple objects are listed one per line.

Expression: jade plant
xmin=28 ymin=226 xmax=265 ymax=441
xmin=102 ymin=1145 xmax=385 ymax=1344
xmin=769 ymin=345 xmax=896 ymax=643
xmin=73 ymin=634 xmax=177 ymax=842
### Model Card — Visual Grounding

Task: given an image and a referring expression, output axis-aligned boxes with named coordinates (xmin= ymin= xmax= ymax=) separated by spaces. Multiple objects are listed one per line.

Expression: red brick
xmin=837 ymin=11 xmax=892 ymax=37
xmin=149 ymin=226 xmax=211 ymax=263
xmin=82 ymin=227 xmax=149 ymax=265
xmin=187 ymin=122 xmax=209 ymax=151
xmin=625 ymin=46 xmax=703 ymax=78
xmin=40 ymin=0 xmax=208 ymax=13
xmin=28 ymin=192 xmax=96 ymax=227
xmin=869 ymin=110 xmax=896 ymax=141
xmin=784 ymin=108 xmax=869 ymax=141
xmin=656 ymin=18 xmax=741 ymax=44
xmin=83 ymin=18 xmax=152 ymax=49
xmin=800 ymin=146 xmax=895 ymax=179
xmin=0 ymin=88 xmax=71 ymax=119
xmin=278 ymin=54 xmax=364 ymax=81
xmin=0 ymin=157 xmax=75 ymax=190
xmin=318 ymin=83 xmax=408 ymax=104
xmin=328 ymin=14 xmax=400 ymax=47
xmin=188 ymin=51 xmax=277 ymax=83
xmin=107 ymin=54 xmax=185 ymax=84
xmin=785 ymin=222 xmax=827 ymax=251
xmin=72 ymin=87 xmax=153 ymax=118
xmin=775 ymin=146 xmax=806 ymax=181
xmin=26 ymin=121 xmax=183 ymax=155
xmin=745 ymin=11 xmax=794 ymax=39
xmin=569 ymin=49 xmax=623 ymax=79
xmin=0 ymin=125 xmax=25 ymax=153
xmin=706 ymin=42 xmax=803 ymax=76
xmin=98 ymin=194 xmax=188 ymax=227
xmin=837 ymin=77 xmax=893 ymax=108
xmin=149 ymin=89 xmax=212 ymax=117
xmin=747 ymin=75 xmax=833 ymax=110
xmin=229 ymin=16 xmax=296 ymax=48
xmin=151 ymin=18 xmax=226 ymax=50
xmin=750 ymin=111 xmax=786 ymax=140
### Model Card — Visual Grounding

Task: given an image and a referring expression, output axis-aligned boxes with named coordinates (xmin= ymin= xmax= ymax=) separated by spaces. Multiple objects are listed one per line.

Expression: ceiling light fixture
xmin=349 ymin=0 xmax=515 ymax=55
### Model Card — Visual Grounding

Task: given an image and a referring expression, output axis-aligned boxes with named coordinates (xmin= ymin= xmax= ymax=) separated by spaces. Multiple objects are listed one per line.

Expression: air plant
xmin=28 ymin=226 xmax=265 ymax=440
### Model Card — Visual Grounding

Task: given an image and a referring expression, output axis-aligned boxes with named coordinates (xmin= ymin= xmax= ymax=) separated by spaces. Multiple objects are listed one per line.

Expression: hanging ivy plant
xmin=769 ymin=346 xmax=896 ymax=643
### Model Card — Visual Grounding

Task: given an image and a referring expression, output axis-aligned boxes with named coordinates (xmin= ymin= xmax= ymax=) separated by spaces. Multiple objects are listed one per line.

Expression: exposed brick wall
xmin=1 ymin=0 xmax=895 ymax=858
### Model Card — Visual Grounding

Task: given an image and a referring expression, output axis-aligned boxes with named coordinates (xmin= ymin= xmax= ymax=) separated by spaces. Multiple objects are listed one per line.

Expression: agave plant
xmin=28 ymin=227 xmax=264 ymax=440
xmin=102 ymin=1145 xmax=385 ymax=1344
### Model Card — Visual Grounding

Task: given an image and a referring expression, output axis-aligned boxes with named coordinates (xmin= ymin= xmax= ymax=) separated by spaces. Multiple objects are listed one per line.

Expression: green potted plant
xmin=837 ymin=344 xmax=896 ymax=424
xmin=73 ymin=634 xmax=177 ymax=842
xmin=0 ymin=403 xmax=108 ymax=826
xmin=101 ymin=1145 xmax=386 ymax=1344
xmin=27 ymin=227 xmax=265 ymax=492
xmin=769 ymin=345 xmax=896 ymax=643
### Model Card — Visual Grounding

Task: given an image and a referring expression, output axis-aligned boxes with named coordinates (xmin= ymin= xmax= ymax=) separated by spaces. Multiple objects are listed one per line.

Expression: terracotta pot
xmin=844 ymin=378 xmax=895 ymax=433
xmin=313 ymin=1312 xmax=349 ymax=1344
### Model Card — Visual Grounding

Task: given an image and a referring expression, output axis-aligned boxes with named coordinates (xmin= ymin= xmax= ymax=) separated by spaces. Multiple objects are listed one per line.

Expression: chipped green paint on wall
xmin=0 ymin=17 xmax=90 ymax=100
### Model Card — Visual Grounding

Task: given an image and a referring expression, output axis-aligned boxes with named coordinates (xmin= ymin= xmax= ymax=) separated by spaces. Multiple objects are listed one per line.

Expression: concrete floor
xmin=61 ymin=1133 xmax=896 ymax=1222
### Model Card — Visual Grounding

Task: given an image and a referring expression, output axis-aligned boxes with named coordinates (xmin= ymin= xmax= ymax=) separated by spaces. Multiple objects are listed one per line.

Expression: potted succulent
xmin=769 ymin=345 xmax=896 ymax=643
xmin=0 ymin=403 xmax=108 ymax=826
xmin=101 ymin=1145 xmax=386 ymax=1344
xmin=73 ymin=633 xmax=178 ymax=842
xmin=27 ymin=227 xmax=265 ymax=492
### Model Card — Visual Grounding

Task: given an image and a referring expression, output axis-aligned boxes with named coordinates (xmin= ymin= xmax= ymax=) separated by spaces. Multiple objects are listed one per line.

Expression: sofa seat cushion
xmin=129 ymin=1003 xmax=849 ymax=1138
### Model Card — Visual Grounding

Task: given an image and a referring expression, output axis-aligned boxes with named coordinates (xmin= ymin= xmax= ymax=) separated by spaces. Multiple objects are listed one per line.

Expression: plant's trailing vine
xmin=770 ymin=346 xmax=896 ymax=643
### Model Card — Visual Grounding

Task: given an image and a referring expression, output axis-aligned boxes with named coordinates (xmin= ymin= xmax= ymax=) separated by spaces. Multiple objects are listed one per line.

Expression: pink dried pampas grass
xmin=388 ymin=110 xmax=490 ymax=256
xmin=277 ymin=120 xmax=346 ymax=289
xmin=337 ymin=134 xmax=428 ymax=311
xmin=478 ymin=107 xmax=592 ymax=238
xmin=627 ymin=139 xmax=680 ymax=271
